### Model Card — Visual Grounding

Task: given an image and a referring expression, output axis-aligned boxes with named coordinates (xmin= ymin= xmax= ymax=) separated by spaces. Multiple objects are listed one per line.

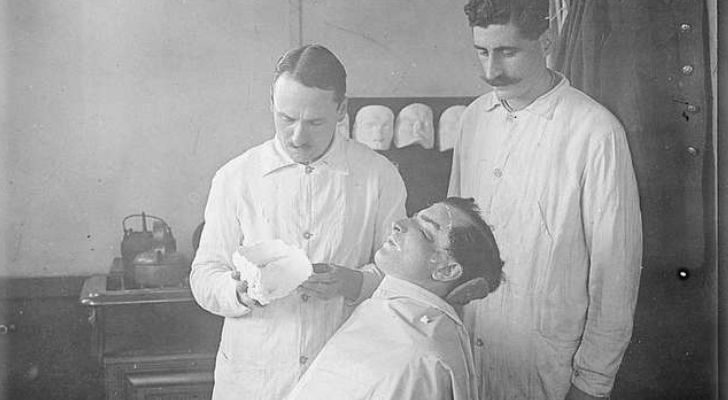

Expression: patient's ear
xmin=432 ymin=262 xmax=463 ymax=283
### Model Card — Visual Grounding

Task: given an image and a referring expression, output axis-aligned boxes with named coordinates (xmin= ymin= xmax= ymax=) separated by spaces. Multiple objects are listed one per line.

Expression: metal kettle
xmin=120 ymin=212 xmax=188 ymax=288
xmin=120 ymin=212 xmax=177 ymax=269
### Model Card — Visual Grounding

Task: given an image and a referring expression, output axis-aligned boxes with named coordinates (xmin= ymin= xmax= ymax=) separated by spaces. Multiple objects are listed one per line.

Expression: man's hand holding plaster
xmin=231 ymin=270 xmax=262 ymax=309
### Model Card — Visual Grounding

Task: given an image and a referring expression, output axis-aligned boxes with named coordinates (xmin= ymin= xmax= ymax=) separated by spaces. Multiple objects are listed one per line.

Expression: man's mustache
xmin=481 ymin=75 xmax=521 ymax=87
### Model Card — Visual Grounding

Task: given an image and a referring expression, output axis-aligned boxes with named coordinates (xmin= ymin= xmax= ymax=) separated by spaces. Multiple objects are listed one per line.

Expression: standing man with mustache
xmin=448 ymin=1 xmax=643 ymax=399
xmin=191 ymin=44 xmax=406 ymax=400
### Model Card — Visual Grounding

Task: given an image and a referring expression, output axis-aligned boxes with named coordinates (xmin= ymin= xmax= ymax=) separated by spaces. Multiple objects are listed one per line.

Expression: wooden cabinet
xmin=0 ymin=277 xmax=96 ymax=400
xmin=125 ymin=369 xmax=213 ymax=400
xmin=108 ymin=354 xmax=215 ymax=400
xmin=80 ymin=270 xmax=222 ymax=400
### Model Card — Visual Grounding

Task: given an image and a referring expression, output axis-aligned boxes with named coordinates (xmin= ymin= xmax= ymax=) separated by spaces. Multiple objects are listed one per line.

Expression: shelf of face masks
xmin=346 ymin=96 xmax=476 ymax=216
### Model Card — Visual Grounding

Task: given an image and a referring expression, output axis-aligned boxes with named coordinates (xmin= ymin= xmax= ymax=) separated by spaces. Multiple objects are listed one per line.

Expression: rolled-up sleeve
xmin=190 ymin=172 xmax=251 ymax=318
xmin=572 ymin=125 xmax=643 ymax=396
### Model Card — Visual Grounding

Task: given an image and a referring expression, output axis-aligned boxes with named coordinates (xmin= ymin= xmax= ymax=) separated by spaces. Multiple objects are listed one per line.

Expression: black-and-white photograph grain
xmin=0 ymin=1 xmax=723 ymax=399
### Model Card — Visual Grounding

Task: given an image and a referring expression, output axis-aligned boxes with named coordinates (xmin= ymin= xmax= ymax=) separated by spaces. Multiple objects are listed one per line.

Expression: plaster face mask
xmin=352 ymin=105 xmax=395 ymax=150
xmin=336 ymin=113 xmax=350 ymax=139
xmin=394 ymin=103 xmax=434 ymax=149
xmin=232 ymin=239 xmax=312 ymax=305
xmin=437 ymin=105 xmax=466 ymax=151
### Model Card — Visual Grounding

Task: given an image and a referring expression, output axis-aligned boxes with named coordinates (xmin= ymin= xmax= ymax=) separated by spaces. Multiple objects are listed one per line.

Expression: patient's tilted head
xmin=336 ymin=113 xmax=350 ymax=139
xmin=438 ymin=105 xmax=466 ymax=151
xmin=352 ymin=105 xmax=395 ymax=150
xmin=394 ymin=103 xmax=434 ymax=149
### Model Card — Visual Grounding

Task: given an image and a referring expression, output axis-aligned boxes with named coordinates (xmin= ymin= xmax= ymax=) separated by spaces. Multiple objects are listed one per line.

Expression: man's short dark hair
xmin=273 ymin=44 xmax=347 ymax=104
xmin=464 ymin=0 xmax=549 ymax=40
xmin=443 ymin=197 xmax=504 ymax=294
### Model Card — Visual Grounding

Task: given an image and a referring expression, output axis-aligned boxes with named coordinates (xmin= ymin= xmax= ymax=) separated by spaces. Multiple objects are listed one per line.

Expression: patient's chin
xmin=373 ymin=250 xmax=392 ymax=274
xmin=373 ymin=248 xmax=384 ymax=265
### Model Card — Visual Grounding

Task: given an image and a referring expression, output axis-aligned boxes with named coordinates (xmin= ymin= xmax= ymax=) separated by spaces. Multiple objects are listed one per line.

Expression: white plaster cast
xmin=394 ymin=103 xmax=434 ymax=149
xmin=437 ymin=105 xmax=466 ymax=151
xmin=232 ymin=239 xmax=312 ymax=305
xmin=352 ymin=105 xmax=395 ymax=150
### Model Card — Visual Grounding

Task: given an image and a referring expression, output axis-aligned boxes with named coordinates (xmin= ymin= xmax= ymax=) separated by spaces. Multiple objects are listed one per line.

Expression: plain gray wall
xmin=1 ymin=0 xmax=486 ymax=277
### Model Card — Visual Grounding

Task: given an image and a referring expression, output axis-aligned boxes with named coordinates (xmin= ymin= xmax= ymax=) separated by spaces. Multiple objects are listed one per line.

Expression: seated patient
xmin=287 ymin=197 xmax=503 ymax=400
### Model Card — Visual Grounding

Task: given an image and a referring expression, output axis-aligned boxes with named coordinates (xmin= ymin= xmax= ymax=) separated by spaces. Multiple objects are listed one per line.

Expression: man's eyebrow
xmin=474 ymin=45 xmax=519 ymax=52
xmin=277 ymin=112 xmax=323 ymax=124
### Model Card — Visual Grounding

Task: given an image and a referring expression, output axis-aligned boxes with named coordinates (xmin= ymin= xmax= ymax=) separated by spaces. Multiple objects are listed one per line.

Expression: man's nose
xmin=413 ymin=121 xmax=423 ymax=135
xmin=393 ymin=219 xmax=408 ymax=233
xmin=290 ymin=123 xmax=307 ymax=146
xmin=483 ymin=56 xmax=502 ymax=80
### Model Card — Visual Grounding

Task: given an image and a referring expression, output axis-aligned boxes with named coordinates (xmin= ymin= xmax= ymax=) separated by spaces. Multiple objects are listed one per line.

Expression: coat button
xmin=493 ymin=168 xmax=503 ymax=178
xmin=303 ymin=231 xmax=313 ymax=240
xmin=681 ymin=64 xmax=694 ymax=75
xmin=301 ymin=293 xmax=310 ymax=302
xmin=686 ymin=104 xmax=700 ymax=113
xmin=475 ymin=338 xmax=484 ymax=347
xmin=299 ymin=356 xmax=308 ymax=365
xmin=304 ymin=165 xmax=314 ymax=174
xmin=686 ymin=146 xmax=699 ymax=157
xmin=680 ymin=23 xmax=692 ymax=33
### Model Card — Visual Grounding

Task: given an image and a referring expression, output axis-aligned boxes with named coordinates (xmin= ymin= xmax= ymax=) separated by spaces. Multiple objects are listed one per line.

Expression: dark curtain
xmin=553 ymin=2 xmax=716 ymax=398
xmin=553 ymin=0 xmax=711 ymax=271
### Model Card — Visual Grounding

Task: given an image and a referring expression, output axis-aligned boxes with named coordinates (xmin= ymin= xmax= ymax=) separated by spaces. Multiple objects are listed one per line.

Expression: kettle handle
xmin=122 ymin=213 xmax=169 ymax=233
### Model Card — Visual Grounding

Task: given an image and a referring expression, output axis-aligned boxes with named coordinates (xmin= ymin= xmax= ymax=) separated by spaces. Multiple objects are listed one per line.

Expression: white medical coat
xmin=449 ymin=75 xmax=642 ymax=399
xmin=191 ymin=134 xmax=406 ymax=400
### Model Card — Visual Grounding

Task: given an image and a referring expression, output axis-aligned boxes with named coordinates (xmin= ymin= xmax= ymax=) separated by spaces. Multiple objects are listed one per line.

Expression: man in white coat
xmin=448 ymin=0 xmax=643 ymax=399
xmin=190 ymin=44 xmax=406 ymax=400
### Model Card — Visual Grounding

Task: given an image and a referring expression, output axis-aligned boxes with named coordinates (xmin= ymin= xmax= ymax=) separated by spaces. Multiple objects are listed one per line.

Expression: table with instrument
xmin=80 ymin=261 xmax=222 ymax=400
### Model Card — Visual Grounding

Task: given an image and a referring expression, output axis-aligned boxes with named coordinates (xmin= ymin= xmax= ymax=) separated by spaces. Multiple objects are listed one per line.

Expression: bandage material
xmin=232 ymin=239 xmax=313 ymax=305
